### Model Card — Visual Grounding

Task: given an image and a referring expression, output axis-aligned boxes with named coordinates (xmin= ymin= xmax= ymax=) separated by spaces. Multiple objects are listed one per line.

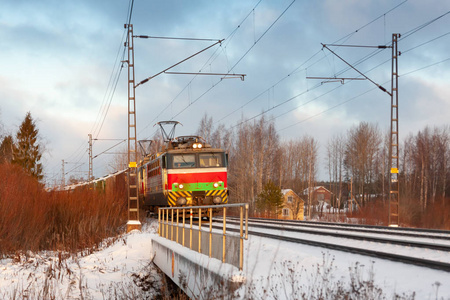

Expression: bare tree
xmin=229 ymin=119 xmax=255 ymax=207
xmin=326 ymin=133 xmax=345 ymax=212
xmin=227 ymin=116 xmax=280 ymax=214
xmin=344 ymin=122 xmax=381 ymax=206
xmin=406 ymin=126 xmax=450 ymax=210
xmin=279 ymin=136 xmax=318 ymax=219
xmin=197 ymin=113 xmax=214 ymax=143
xmin=108 ymin=145 xmax=129 ymax=173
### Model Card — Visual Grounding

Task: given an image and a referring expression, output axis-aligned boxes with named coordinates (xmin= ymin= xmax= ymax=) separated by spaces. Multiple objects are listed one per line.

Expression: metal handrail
xmin=158 ymin=203 xmax=249 ymax=270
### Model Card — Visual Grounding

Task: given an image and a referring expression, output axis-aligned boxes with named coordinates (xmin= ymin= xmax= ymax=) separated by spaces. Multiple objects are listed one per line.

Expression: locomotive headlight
xmin=193 ymin=143 xmax=198 ymax=149
xmin=213 ymin=196 xmax=222 ymax=204
xmin=213 ymin=182 xmax=219 ymax=188
xmin=197 ymin=143 xmax=203 ymax=149
xmin=178 ymin=183 xmax=184 ymax=189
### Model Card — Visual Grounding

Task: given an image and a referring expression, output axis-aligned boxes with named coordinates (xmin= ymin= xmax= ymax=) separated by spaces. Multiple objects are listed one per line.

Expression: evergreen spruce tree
xmin=256 ymin=181 xmax=284 ymax=217
xmin=12 ymin=112 xmax=43 ymax=180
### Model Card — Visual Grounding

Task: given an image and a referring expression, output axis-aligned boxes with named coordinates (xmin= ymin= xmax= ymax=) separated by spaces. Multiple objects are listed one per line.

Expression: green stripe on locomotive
xmin=171 ymin=181 xmax=225 ymax=192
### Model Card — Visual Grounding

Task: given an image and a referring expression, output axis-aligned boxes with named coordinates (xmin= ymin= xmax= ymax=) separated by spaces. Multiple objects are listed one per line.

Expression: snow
xmin=241 ymin=234 xmax=450 ymax=299
xmin=0 ymin=221 xmax=162 ymax=299
xmin=234 ymin=223 xmax=450 ymax=264
xmin=127 ymin=220 xmax=142 ymax=225
xmin=1 ymin=219 xmax=449 ymax=299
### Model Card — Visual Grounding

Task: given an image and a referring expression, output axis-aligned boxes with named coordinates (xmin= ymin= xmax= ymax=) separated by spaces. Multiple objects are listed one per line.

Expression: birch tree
xmin=344 ymin=122 xmax=381 ymax=206
xmin=326 ymin=133 xmax=345 ymax=211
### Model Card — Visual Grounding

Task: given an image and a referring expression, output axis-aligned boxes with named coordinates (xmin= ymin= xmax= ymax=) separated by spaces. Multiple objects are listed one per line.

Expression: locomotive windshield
xmin=172 ymin=154 xmax=196 ymax=168
xmin=199 ymin=153 xmax=223 ymax=167
xmin=168 ymin=152 xmax=226 ymax=169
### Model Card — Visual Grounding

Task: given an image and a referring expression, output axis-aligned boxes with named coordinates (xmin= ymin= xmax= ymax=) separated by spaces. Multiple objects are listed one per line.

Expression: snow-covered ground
xmin=241 ymin=233 xmax=450 ymax=299
xmin=0 ymin=221 xmax=164 ymax=299
xmin=1 ymin=219 xmax=449 ymax=299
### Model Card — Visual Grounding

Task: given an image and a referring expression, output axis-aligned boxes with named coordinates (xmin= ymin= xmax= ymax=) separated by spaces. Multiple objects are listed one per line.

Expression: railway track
xmin=241 ymin=217 xmax=450 ymax=240
xmin=212 ymin=217 xmax=450 ymax=272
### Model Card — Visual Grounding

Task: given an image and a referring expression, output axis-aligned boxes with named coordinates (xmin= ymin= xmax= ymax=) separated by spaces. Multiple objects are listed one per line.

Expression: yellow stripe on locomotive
xmin=168 ymin=188 xmax=228 ymax=207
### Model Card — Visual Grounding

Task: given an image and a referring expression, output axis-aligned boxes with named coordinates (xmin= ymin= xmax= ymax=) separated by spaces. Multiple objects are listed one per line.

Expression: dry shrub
xmin=349 ymin=199 xmax=389 ymax=226
xmin=402 ymin=198 xmax=450 ymax=230
xmin=422 ymin=200 xmax=450 ymax=230
xmin=351 ymin=197 xmax=450 ymax=229
xmin=0 ymin=163 xmax=127 ymax=257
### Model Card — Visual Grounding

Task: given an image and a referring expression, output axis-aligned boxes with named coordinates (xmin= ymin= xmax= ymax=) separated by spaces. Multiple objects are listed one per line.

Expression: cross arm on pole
xmin=135 ymin=39 xmax=224 ymax=88
xmin=321 ymin=44 xmax=392 ymax=96
xmin=164 ymin=71 xmax=246 ymax=81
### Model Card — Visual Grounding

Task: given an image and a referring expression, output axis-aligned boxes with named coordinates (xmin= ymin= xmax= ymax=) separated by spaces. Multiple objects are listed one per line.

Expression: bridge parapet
xmin=157 ymin=203 xmax=249 ymax=269
xmin=154 ymin=204 xmax=249 ymax=298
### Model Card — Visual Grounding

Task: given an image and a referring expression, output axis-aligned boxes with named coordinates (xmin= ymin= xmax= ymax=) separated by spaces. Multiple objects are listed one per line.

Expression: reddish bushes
xmin=0 ymin=163 xmax=127 ymax=257
xmin=401 ymin=197 xmax=450 ymax=230
xmin=351 ymin=197 xmax=450 ymax=229
xmin=350 ymin=200 xmax=389 ymax=226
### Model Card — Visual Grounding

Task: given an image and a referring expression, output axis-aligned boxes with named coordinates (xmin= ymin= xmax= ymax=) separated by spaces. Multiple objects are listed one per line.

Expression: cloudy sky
xmin=1 ymin=0 xmax=449 ymax=185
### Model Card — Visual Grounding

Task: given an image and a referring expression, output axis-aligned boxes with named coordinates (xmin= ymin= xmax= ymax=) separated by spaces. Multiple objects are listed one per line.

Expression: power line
xmin=93 ymin=66 xmax=125 ymax=141
xmin=167 ymin=0 xmax=297 ymax=122
xmin=93 ymin=139 xmax=127 ymax=159
xmin=402 ymin=31 xmax=450 ymax=55
xmin=332 ymin=0 xmax=409 ymax=45
xmin=277 ymin=84 xmax=380 ymax=133
xmin=134 ymin=1 xmax=414 ymax=141
xmin=401 ymin=56 xmax=450 ymax=77
xmin=138 ymin=0 xmax=265 ymax=138
xmin=49 ymin=0 xmax=134 ymax=185
xmin=91 ymin=0 xmax=134 ymax=141
xmin=277 ymin=55 xmax=450 ymax=133
xmin=214 ymin=1 xmax=408 ymax=127
xmin=400 ymin=10 xmax=450 ymax=41
xmin=233 ymin=7 xmax=449 ymax=131
xmin=229 ymin=0 xmax=296 ymax=72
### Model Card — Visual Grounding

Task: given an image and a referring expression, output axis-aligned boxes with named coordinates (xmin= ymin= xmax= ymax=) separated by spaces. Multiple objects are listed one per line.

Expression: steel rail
xmin=212 ymin=224 xmax=450 ymax=272
xmin=226 ymin=216 xmax=450 ymax=240
xmin=218 ymin=219 xmax=450 ymax=252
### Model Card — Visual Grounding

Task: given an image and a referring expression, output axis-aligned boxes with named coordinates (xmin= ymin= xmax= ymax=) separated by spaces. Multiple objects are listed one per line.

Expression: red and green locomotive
xmin=138 ymin=135 xmax=228 ymax=209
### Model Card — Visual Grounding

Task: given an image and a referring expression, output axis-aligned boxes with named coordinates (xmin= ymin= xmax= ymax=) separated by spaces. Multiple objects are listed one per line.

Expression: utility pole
xmin=388 ymin=33 xmax=400 ymax=227
xmin=125 ymin=23 xmax=141 ymax=233
xmin=88 ymin=134 xmax=93 ymax=182
xmin=123 ymin=25 xmax=244 ymax=233
xmin=312 ymin=33 xmax=401 ymax=226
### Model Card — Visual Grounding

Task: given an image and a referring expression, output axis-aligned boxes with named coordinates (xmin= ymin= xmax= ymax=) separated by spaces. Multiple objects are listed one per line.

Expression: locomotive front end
xmin=167 ymin=149 xmax=228 ymax=207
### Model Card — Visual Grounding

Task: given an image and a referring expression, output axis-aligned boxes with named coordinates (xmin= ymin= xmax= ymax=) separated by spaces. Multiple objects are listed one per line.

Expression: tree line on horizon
xmin=195 ymin=114 xmax=449 ymax=227
xmin=1 ymin=110 xmax=447 ymax=227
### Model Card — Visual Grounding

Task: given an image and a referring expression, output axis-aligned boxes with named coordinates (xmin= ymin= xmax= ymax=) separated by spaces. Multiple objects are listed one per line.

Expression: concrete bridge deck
xmin=152 ymin=235 xmax=246 ymax=299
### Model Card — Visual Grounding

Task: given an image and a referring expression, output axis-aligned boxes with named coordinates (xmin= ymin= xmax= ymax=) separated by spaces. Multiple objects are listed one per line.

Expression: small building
xmin=302 ymin=186 xmax=333 ymax=206
xmin=280 ymin=189 xmax=304 ymax=220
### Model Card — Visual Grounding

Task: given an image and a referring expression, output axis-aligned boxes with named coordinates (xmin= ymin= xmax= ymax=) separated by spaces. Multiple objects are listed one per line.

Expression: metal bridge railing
xmin=158 ymin=203 xmax=249 ymax=270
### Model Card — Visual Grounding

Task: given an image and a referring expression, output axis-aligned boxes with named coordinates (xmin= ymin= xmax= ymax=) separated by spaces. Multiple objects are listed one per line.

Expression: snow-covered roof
xmin=281 ymin=189 xmax=293 ymax=195
xmin=281 ymin=189 xmax=301 ymax=199
xmin=302 ymin=186 xmax=333 ymax=195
